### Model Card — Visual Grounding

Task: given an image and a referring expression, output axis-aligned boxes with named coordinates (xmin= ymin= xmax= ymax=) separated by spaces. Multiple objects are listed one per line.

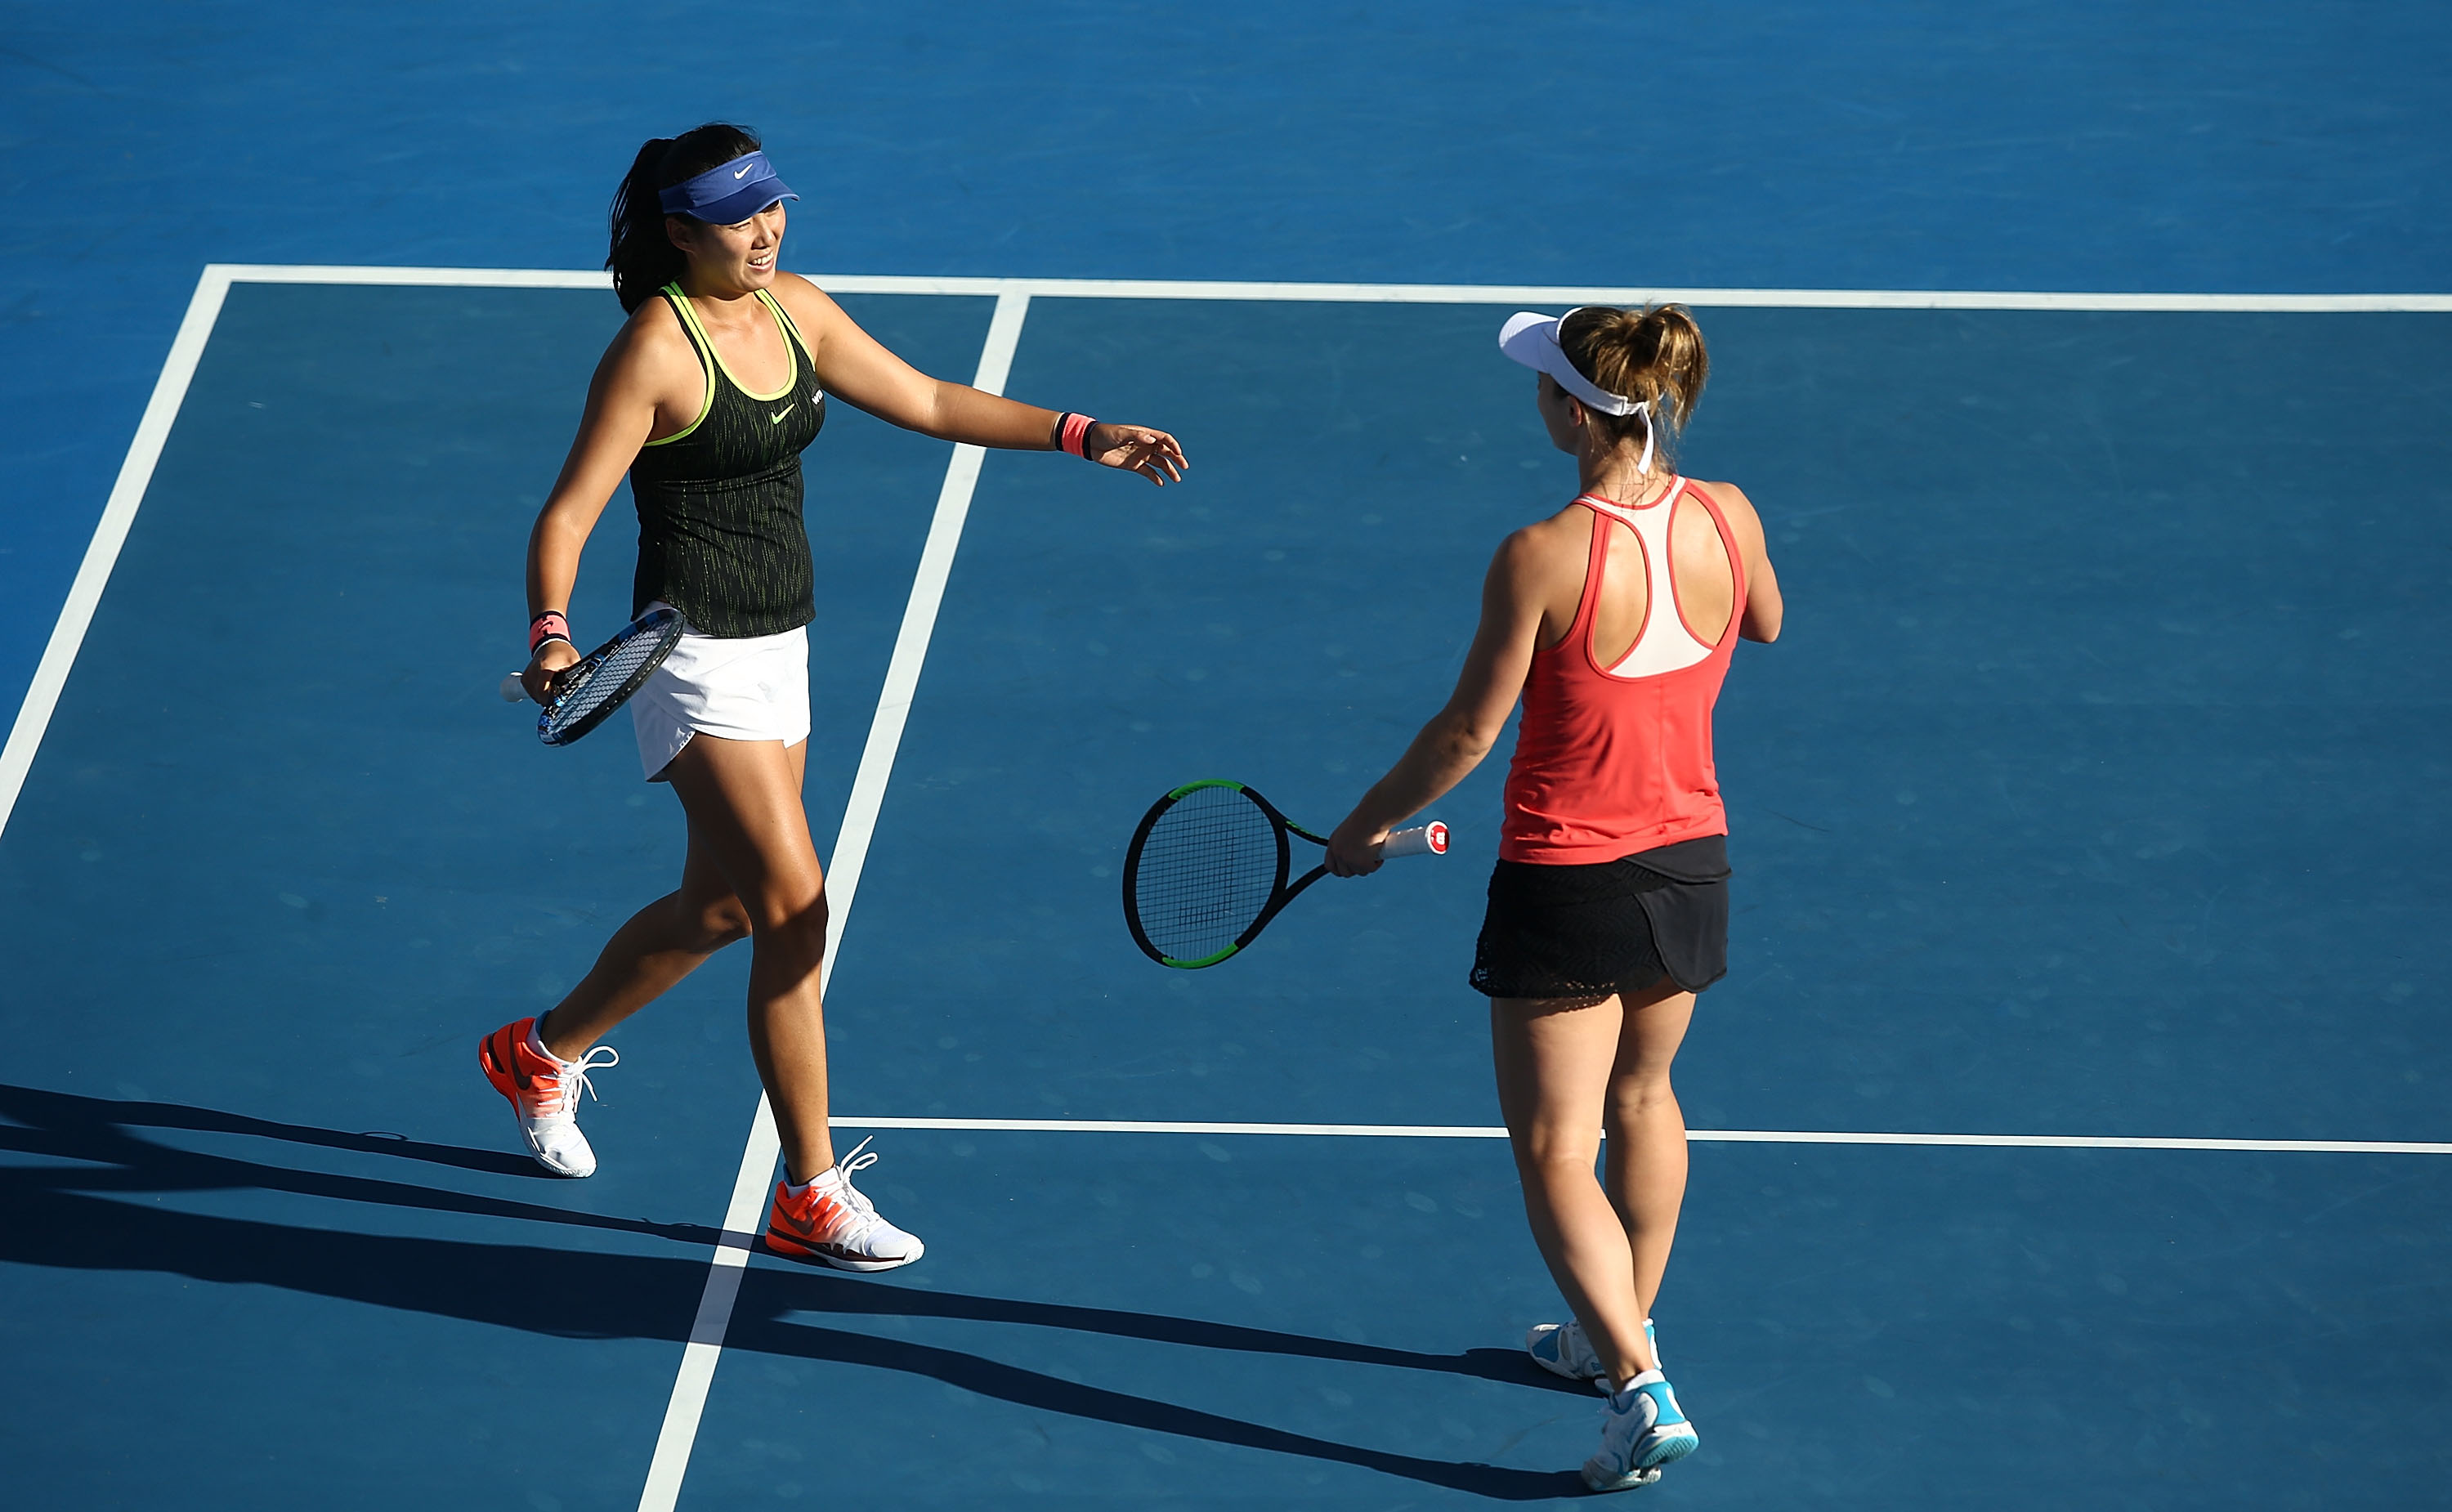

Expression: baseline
xmin=202 ymin=264 xmax=2452 ymax=312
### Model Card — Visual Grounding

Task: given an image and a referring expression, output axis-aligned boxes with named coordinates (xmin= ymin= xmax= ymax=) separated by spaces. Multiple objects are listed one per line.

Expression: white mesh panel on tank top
xmin=1584 ymin=478 xmax=1716 ymax=678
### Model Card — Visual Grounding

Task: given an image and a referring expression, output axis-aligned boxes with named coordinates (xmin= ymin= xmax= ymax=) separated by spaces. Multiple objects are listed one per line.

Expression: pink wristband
xmin=530 ymin=612 xmax=570 ymax=654
xmin=1059 ymin=413 xmax=1095 ymax=459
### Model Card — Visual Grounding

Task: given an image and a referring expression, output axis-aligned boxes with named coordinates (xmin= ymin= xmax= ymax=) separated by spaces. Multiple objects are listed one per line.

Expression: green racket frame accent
xmin=1121 ymin=778 xmax=1332 ymax=969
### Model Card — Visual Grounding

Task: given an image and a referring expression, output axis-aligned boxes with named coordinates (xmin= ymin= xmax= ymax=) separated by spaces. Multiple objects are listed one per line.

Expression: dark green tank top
xmin=629 ymin=284 xmax=827 ymax=637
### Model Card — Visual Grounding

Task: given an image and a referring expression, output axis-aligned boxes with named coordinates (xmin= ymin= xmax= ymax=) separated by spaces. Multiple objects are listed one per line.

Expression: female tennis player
xmin=479 ymin=123 xmax=1185 ymax=1273
xmin=1325 ymin=305 xmax=1779 ymax=1488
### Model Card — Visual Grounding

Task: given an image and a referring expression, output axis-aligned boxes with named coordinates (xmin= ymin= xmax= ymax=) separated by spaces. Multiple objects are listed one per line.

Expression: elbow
xmin=1447 ymin=722 xmax=1502 ymax=764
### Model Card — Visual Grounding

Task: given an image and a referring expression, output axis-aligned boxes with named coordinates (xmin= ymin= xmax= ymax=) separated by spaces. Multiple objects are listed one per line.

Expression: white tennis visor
xmin=1498 ymin=310 xmax=1648 ymax=418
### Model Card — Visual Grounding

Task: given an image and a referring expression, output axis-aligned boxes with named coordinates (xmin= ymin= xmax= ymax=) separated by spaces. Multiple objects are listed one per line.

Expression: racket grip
xmin=1381 ymin=821 xmax=1448 ymax=859
xmin=499 ymin=673 xmax=526 ymax=704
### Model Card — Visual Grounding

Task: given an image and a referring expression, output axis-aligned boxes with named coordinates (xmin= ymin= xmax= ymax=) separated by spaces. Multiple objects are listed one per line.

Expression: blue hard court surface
xmin=1 ymin=283 xmax=2447 ymax=1508
xmin=5 ymin=2 xmax=2452 ymax=1506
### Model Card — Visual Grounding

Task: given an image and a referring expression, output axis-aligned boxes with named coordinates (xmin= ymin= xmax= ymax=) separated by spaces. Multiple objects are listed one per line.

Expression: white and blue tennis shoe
xmin=1582 ymin=1369 xmax=1698 ymax=1492
xmin=1526 ymin=1317 xmax=1658 ymax=1392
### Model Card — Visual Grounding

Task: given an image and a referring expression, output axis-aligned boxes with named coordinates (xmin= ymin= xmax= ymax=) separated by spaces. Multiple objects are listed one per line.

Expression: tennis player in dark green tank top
xmin=627 ymin=280 xmax=828 ymax=637
xmin=485 ymin=124 xmax=1187 ymax=1271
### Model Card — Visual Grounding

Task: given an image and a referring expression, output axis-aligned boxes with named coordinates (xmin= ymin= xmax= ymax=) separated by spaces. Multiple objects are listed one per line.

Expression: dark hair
xmin=607 ymin=123 xmax=765 ymax=312
xmin=1557 ymin=304 xmax=1710 ymax=461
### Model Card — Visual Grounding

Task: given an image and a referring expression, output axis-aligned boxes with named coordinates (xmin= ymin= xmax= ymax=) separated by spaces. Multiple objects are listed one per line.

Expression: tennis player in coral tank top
xmin=1326 ymin=305 xmax=1782 ymax=1492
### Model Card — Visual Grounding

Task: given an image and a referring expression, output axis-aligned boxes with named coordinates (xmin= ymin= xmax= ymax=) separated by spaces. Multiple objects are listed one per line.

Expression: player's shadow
xmin=0 ymin=1080 xmax=722 ymax=1245
xmin=0 ymin=1083 xmax=1589 ymax=1499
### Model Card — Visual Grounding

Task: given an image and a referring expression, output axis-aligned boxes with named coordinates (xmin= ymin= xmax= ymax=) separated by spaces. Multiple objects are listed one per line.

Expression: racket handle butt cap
xmin=499 ymin=673 xmax=526 ymax=703
xmin=1383 ymin=821 xmax=1448 ymax=859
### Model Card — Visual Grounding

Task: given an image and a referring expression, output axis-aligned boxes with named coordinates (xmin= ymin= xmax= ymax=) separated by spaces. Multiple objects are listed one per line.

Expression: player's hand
xmin=1086 ymin=423 xmax=1188 ymax=485
xmin=1326 ymin=816 xmax=1387 ymax=878
xmin=522 ymin=640 xmax=580 ymax=705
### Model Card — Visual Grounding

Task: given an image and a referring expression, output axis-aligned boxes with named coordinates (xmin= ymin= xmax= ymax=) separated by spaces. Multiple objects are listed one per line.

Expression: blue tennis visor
xmin=658 ymin=150 xmax=799 ymax=223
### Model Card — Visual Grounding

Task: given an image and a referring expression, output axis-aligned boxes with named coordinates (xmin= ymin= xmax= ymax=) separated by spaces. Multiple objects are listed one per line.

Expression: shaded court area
xmin=0 ymin=275 xmax=2446 ymax=1509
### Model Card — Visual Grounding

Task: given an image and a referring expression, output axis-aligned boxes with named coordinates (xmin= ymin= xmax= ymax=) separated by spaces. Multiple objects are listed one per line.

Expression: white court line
xmin=826 ymin=1116 xmax=2452 ymax=1156
xmin=633 ymin=290 xmax=1035 ymax=1512
xmin=11 ymin=265 xmax=2441 ymax=1511
xmin=0 ymin=266 xmax=234 ymax=843
xmin=204 ymin=262 xmax=2452 ymax=312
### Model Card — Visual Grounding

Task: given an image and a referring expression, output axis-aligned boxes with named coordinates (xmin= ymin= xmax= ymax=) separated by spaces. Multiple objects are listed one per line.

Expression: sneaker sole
xmin=763 ymin=1231 xmax=924 ymax=1273
xmin=1580 ymin=1461 xmax=1664 ymax=1492
xmin=1582 ymin=1426 xmax=1696 ymax=1491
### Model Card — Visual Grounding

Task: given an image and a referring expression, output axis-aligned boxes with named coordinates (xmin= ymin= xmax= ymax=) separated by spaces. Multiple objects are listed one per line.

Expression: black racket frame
xmin=1121 ymin=779 xmax=1333 ymax=969
xmin=538 ymin=606 xmax=686 ymax=747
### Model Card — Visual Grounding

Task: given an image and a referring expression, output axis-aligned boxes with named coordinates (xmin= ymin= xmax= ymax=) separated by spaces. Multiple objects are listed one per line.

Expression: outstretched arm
xmin=772 ymin=274 xmax=1187 ymax=485
xmin=1325 ymin=532 xmax=1552 ymax=876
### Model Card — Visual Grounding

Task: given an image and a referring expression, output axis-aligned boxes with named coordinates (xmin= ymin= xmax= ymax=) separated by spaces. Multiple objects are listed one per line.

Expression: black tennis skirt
xmin=1469 ymin=834 xmax=1730 ymax=1000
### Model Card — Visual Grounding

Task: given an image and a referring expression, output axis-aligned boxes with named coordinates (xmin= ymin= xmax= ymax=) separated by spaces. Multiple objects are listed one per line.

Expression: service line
xmin=826 ymin=1116 xmax=2452 ymax=1156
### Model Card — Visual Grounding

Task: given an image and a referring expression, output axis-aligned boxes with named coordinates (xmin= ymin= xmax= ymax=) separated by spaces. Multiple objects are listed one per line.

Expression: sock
xmin=526 ymin=1021 xmax=570 ymax=1067
xmin=784 ymin=1167 xmax=845 ymax=1200
xmin=1611 ymin=1368 xmax=1665 ymax=1401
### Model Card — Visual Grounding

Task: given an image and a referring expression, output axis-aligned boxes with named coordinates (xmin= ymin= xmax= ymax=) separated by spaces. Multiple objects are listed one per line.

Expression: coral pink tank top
xmin=1500 ymin=479 xmax=1748 ymax=864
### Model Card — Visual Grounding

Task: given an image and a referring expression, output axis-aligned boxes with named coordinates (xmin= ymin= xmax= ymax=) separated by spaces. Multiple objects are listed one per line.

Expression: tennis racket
xmin=497 ymin=606 xmax=686 ymax=747
xmin=1122 ymin=779 xmax=1447 ymax=969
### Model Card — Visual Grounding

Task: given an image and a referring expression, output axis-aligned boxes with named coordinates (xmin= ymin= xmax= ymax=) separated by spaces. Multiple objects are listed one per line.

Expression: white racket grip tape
xmin=1381 ymin=821 xmax=1448 ymax=859
xmin=499 ymin=673 xmax=526 ymax=703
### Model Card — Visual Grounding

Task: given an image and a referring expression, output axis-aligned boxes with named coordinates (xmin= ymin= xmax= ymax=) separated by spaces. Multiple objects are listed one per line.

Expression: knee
xmin=1612 ymin=1066 xmax=1676 ymax=1106
xmin=691 ymin=899 xmax=754 ymax=952
xmin=747 ymin=887 xmax=829 ymax=946
xmin=1510 ymin=1134 xmax=1600 ymax=1183
xmin=1606 ymin=1073 xmax=1680 ymax=1128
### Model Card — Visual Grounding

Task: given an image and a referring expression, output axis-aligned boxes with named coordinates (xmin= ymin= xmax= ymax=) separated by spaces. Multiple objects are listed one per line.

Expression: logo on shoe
xmin=770 ymin=1188 xmax=846 ymax=1241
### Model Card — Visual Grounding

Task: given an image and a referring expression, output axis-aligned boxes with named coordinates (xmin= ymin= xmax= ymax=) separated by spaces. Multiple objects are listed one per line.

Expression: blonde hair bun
xmin=1558 ymin=305 xmax=1710 ymax=443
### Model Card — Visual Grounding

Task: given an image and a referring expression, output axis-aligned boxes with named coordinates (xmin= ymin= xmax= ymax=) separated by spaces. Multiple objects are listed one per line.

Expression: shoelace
xmin=535 ymin=1045 xmax=619 ymax=1119
xmin=828 ymin=1136 xmax=884 ymax=1219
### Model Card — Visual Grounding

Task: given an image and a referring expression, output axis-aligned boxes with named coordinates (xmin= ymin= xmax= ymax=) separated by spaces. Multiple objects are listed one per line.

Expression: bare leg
xmin=1602 ymin=978 xmax=1695 ymax=1323
xmin=661 ymin=735 xmax=838 ymax=1184
xmin=535 ymin=828 xmax=754 ymax=1062
xmin=1493 ymin=991 xmax=1676 ymax=1386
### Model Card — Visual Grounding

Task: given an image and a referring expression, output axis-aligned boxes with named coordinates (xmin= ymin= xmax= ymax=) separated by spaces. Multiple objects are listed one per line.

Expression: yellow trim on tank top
xmin=641 ymin=282 xmax=716 ymax=449
xmin=761 ymin=289 xmax=819 ymax=369
xmin=669 ymin=283 xmax=799 ymax=403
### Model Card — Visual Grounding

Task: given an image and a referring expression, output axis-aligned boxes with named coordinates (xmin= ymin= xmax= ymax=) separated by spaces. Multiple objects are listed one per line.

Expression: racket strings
xmin=544 ymin=621 xmax=674 ymax=740
xmin=1131 ymin=787 xmax=1280 ymax=961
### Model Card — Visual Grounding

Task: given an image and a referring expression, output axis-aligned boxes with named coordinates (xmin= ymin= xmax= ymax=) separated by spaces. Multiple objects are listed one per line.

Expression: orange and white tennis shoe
xmin=764 ymin=1137 xmax=925 ymax=1272
xmin=478 ymin=1017 xmax=618 ymax=1178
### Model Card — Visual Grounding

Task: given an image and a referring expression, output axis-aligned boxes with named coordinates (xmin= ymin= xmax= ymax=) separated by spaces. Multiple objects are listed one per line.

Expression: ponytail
xmin=1558 ymin=303 xmax=1711 ymax=461
xmin=605 ymin=123 xmax=768 ymax=313
xmin=608 ymin=137 xmax=681 ymax=312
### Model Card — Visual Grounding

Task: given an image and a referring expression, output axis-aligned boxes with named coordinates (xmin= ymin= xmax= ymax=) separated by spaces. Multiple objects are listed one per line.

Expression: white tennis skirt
xmin=627 ymin=603 xmax=812 ymax=781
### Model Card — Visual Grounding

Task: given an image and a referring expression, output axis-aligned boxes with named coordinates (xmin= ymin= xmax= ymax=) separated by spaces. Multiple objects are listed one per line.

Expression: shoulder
xmin=603 ymin=293 xmax=695 ymax=378
xmin=767 ymin=272 xmax=848 ymax=339
xmin=1490 ymin=505 xmax=1592 ymax=594
xmin=1686 ymin=478 xmax=1764 ymax=541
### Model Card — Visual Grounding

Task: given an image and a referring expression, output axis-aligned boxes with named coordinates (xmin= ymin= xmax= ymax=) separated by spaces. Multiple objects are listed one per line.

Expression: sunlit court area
xmin=2 ymin=7 xmax=2447 ymax=1510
